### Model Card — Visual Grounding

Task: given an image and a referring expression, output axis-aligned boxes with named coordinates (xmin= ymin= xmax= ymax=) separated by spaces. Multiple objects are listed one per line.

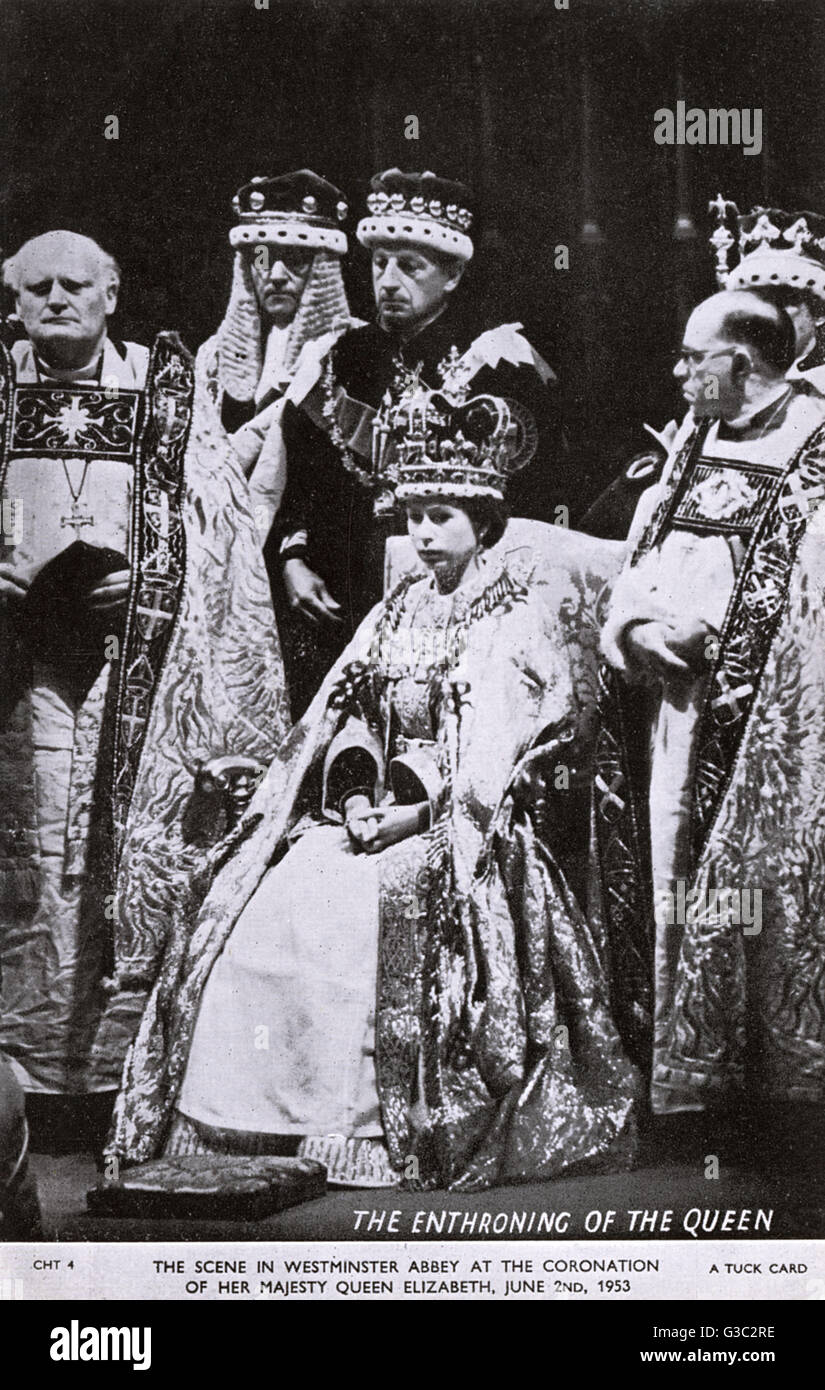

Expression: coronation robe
xmin=594 ymin=387 xmax=825 ymax=1112
xmin=109 ymin=534 xmax=638 ymax=1189
xmin=99 ymin=332 xmax=291 ymax=1076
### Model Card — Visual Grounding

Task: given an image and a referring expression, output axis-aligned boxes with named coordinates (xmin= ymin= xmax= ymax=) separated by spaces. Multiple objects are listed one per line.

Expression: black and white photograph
xmin=1 ymin=0 xmax=824 ymax=1330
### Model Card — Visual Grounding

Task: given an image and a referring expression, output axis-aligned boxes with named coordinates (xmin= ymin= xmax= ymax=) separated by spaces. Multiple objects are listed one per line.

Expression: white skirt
xmin=178 ymin=824 xmax=384 ymax=1139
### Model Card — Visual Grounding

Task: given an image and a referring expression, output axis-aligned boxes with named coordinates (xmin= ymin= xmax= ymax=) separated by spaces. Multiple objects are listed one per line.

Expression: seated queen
xmin=108 ymin=385 xmax=639 ymax=1191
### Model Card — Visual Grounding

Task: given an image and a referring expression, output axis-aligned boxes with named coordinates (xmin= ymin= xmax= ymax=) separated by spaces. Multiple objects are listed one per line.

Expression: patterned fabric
xmin=8 ymin=386 xmax=141 ymax=459
xmin=98 ymin=334 xmax=291 ymax=1063
xmin=0 ymin=1051 xmax=26 ymax=1187
xmin=0 ymin=336 xmax=192 ymax=1092
xmin=595 ymin=407 xmax=825 ymax=1107
xmin=0 ymin=323 xmax=290 ymax=1092
xmin=111 ymin=335 xmax=195 ymax=855
xmin=296 ymin=1136 xmax=400 ymax=1188
xmin=666 ymin=454 xmax=785 ymax=535
xmin=108 ymin=540 xmax=640 ymax=1188
xmin=88 ymin=1150 xmax=326 ymax=1220
xmin=165 ymin=1110 xmax=298 ymax=1157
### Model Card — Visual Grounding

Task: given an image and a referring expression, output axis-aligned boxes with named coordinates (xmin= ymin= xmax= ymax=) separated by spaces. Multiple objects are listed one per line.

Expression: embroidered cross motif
xmin=711 ymin=670 xmax=753 ymax=723
xmin=11 ymin=386 xmax=140 ymax=458
xmin=120 ymin=701 xmax=145 ymax=745
xmin=55 ymin=398 xmax=95 ymax=447
xmin=595 ymin=770 xmax=625 ymax=818
xmin=742 ymin=572 xmax=782 ymax=620
xmin=135 ymin=592 xmax=175 ymax=641
xmin=778 ymin=476 xmax=825 ymax=525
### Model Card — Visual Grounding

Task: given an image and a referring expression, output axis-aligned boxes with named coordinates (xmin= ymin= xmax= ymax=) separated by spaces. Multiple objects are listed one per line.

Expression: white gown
xmin=178 ymin=823 xmax=384 ymax=1139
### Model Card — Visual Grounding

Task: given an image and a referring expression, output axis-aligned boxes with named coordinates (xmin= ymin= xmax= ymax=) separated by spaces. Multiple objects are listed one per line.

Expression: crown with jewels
xmin=357 ymin=169 xmax=475 ymax=263
xmin=373 ymin=354 xmax=525 ymax=502
xmin=708 ymin=194 xmax=825 ymax=299
xmin=230 ymin=169 xmax=349 ymax=254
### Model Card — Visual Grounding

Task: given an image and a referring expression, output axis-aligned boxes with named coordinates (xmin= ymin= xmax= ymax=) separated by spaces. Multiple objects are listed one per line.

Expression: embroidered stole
xmin=594 ymin=416 xmax=825 ymax=1062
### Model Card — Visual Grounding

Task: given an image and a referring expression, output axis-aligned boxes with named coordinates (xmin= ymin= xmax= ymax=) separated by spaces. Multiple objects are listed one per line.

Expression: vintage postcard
xmin=0 ymin=0 xmax=823 ymax=1331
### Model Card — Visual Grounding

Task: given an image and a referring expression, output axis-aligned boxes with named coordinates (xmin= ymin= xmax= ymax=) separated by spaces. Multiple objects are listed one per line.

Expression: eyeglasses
xmin=671 ymin=346 xmax=738 ymax=369
xmin=243 ymin=248 xmax=312 ymax=275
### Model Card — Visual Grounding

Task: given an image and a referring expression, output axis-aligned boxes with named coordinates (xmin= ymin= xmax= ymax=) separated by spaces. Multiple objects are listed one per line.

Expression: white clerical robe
xmin=601 ymin=389 xmax=825 ymax=1107
xmin=0 ymin=337 xmax=148 ymax=1092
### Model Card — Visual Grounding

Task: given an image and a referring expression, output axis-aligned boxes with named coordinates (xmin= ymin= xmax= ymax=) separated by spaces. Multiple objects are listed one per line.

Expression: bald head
xmin=3 ymin=231 xmax=121 ymax=369
xmin=748 ymin=282 xmax=825 ymax=358
xmin=3 ymin=231 xmax=119 ymax=295
xmin=688 ymin=290 xmax=796 ymax=377
xmin=675 ymin=289 xmax=797 ymax=424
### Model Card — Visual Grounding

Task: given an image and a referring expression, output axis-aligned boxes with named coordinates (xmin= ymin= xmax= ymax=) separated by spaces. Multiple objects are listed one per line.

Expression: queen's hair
xmin=403 ymin=494 xmax=508 ymax=548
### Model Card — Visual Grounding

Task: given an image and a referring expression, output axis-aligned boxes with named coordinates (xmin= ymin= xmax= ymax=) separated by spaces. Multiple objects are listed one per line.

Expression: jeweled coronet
xmin=357 ymin=169 xmax=475 ymax=263
xmin=230 ymin=169 xmax=349 ymax=254
xmin=709 ymin=194 xmax=825 ymax=298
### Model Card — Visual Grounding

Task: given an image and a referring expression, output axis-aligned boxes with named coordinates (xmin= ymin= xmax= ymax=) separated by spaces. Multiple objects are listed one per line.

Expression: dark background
xmin=2 ymin=0 xmax=824 ymax=506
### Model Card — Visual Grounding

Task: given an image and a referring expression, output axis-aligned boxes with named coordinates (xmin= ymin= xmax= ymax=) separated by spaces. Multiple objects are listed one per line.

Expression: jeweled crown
xmin=708 ymin=194 xmax=825 ymax=298
xmin=376 ymin=361 xmax=522 ymax=501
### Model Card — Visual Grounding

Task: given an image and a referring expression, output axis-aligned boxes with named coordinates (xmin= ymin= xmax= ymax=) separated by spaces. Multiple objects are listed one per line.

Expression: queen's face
xmin=405 ymin=499 xmax=478 ymax=578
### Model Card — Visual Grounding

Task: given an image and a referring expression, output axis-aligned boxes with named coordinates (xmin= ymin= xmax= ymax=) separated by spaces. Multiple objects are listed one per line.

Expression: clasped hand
xmin=625 ymin=616 xmax=716 ymax=685
xmin=0 ymin=563 xmax=29 ymax=607
xmin=87 ymin=569 xmax=130 ymax=612
xmin=344 ymin=795 xmax=423 ymax=854
xmin=0 ymin=563 xmax=130 ymax=613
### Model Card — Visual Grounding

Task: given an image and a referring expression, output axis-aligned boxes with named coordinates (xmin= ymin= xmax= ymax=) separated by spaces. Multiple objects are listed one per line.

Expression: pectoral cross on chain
xmin=60 ymin=503 xmax=95 ymax=533
xmin=59 ymin=459 xmax=95 ymax=533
